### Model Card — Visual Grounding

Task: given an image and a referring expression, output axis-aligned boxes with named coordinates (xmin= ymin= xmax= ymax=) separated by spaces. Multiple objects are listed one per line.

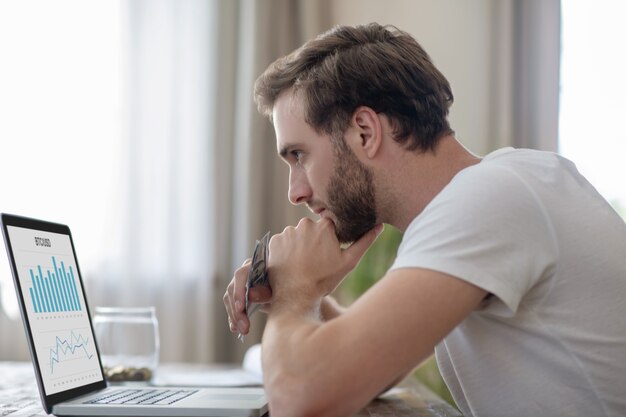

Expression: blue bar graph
xmin=28 ymin=257 xmax=82 ymax=313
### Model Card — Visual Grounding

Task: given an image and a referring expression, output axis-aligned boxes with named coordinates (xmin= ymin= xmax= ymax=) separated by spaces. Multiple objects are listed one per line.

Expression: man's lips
xmin=315 ymin=209 xmax=337 ymax=225
xmin=309 ymin=206 xmax=330 ymax=219
xmin=307 ymin=204 xmax=322 ymax=215
xmin=311 ymin=207 xmax=326 ymax=216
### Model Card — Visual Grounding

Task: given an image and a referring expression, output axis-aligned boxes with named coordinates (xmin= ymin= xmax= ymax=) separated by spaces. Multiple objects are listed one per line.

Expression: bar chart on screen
xmin=6 ymin=225 xmax=87 ymax=318
xmin=28 ymin=256 xmax=82 ymax=314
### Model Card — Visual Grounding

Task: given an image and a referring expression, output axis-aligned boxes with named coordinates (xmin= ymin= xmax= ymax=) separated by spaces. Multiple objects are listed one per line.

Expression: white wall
xmin=325 ymin=0 xmax=496 ymax=155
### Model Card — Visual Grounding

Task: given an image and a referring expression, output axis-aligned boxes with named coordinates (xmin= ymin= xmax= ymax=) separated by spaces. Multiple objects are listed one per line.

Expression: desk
xmin=0 ymin=362 xmax=461 ymax=416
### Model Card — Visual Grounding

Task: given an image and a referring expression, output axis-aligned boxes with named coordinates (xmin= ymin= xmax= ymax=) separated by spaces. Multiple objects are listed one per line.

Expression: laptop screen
xmin=4 ymin=223 xmax=104 ymax=395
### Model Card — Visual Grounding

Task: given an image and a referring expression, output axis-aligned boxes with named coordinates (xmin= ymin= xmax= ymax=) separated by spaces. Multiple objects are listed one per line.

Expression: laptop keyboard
xmin=85 ymin=388 xmax=199 ymax=405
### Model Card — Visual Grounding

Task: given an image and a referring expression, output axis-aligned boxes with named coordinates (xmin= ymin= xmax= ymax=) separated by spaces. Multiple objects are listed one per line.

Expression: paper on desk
xmin=241 ymin=344 xmax=262 ymax=378
xmin=155 ymin=346 xmax=263 ymax=387
xmin=154 ymin=367 xmax=262 ymax=387
xmin=154 ymin=344 xmax=263 ymax=387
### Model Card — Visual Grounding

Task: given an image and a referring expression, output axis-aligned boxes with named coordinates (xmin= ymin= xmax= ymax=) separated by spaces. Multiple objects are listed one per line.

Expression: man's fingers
xmin=222 ymin=259 xmax=254 ymax=335
xmin=248 ymin=285 xmax=272 ymax=303
xmin=343 ymin=224 xmax=384 ymax=267
xmin=233 ymin=263 xmax=252 ymax=334
xmin=224 ymin=254 xmax=272 ymax=336
xmin=223 ymin=284 xmax=237 ymax=332
xmin=234 ymin=267 xmax=247 ymax=305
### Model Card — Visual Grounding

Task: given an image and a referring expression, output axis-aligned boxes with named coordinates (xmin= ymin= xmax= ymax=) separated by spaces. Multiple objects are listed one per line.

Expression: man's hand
xmin=223 ymin=219 xmax=381 ymax=335
xmin=267 ymin=218 xmax=382 ymax=315
xmin=223 ymin=259 xmax=272 ymax=336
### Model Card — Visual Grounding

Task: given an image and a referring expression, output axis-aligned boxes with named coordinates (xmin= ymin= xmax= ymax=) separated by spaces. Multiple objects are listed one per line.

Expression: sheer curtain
xmin=0 ymin=0 xmax=124 ymax=360
xmin=92 ymin=0 xmax=318 ymax=363
xmin=86 ymin=0 xmax=217 ymax=363
xmin=487 ymin=0 xmax=561 ymax=151
xmin=0 ymin=0 xmax=219 ymax=362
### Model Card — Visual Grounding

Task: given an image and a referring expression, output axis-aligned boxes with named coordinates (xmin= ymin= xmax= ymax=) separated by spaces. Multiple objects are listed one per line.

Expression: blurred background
xmin=1 ymin=0 xmax=625 ymax=406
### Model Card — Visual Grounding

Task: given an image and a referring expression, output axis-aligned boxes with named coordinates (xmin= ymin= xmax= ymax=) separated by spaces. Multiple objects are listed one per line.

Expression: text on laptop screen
xmin=7 ymin=225 xmax=103 ymax=395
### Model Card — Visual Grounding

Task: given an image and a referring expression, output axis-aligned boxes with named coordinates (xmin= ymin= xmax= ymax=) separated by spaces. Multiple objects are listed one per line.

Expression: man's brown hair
xmin=254 ymin=23 xmax=454 ymax=151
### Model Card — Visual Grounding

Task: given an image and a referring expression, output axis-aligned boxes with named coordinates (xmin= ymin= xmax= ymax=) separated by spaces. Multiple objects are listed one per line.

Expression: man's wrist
xmin=268 ymin=293 xmax=322 ymax=319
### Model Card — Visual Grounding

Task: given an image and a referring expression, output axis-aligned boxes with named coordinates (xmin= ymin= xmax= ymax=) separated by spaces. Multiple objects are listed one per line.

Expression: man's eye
xmin=292 ymin=151 xmax=303 ymax=162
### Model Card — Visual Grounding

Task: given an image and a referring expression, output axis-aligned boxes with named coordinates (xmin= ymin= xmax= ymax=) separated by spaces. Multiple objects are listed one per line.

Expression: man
xmin=223 ymin=23 xmax=626 ymax=417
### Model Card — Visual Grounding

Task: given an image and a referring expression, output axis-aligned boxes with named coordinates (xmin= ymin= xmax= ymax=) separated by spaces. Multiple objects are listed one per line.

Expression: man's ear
xmin=351 ymin=106 xmax=382 ymax=159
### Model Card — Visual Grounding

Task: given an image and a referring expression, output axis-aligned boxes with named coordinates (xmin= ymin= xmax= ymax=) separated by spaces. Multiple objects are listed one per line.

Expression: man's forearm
xmin=262 ymin=310 xmax=372 ymax=417
xmin=261 ymin=311 xmax=326 ymax=416
xmin=261 ymin=300 xmax=407 ymax=417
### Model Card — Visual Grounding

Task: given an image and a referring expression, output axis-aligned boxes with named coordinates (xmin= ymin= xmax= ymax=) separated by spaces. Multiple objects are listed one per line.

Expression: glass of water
xmin=93 ymin=306 xmax=160 ymax=383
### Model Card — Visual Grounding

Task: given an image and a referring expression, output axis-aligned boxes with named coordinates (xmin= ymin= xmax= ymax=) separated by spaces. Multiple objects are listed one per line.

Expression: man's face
xmin=273 ymin=91 xmax=377 ymax=244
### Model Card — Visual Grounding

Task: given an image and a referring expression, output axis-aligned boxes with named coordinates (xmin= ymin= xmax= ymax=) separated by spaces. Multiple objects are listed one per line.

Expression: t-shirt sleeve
xmin=391 ymin=164 xmax=558 ymax=316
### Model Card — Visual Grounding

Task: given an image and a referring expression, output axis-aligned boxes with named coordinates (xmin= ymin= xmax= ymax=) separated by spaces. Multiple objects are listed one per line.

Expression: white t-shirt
xmin=390 ymin=148 xmax=626 ymax=417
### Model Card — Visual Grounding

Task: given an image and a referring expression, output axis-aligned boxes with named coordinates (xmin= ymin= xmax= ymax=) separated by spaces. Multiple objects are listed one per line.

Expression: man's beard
xmin=326 ymin=139 xmax=377 ymax=245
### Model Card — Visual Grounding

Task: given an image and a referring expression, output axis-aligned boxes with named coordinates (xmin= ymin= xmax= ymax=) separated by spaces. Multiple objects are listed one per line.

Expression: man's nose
xmin=288 ymin=170 xmax=312 ymax=205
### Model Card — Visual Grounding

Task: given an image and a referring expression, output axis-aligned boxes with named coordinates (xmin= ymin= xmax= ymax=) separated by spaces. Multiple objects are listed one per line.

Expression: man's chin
xmin=334 ymin=223 xmax=376 ymax=246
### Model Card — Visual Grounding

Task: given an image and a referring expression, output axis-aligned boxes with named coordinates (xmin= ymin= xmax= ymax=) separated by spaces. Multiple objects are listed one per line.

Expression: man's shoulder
xmin=435 ymin=156 xmax=537 ymax=210
xmin=441 ymin=147 xmax=569 ymax=207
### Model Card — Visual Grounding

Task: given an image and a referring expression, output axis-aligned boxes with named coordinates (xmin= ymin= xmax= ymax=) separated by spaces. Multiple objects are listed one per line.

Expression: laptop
xmin=1 ymin=213 xmax=268 ymax=417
